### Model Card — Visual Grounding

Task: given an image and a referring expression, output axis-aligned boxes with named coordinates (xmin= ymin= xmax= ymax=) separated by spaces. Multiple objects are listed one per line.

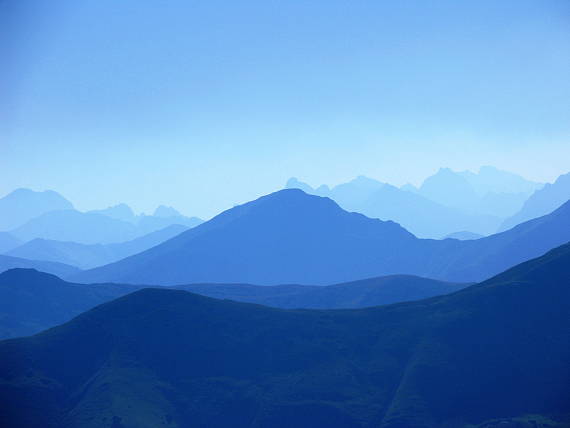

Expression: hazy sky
xmin=2 ymin=0 xmax=569 ymax=218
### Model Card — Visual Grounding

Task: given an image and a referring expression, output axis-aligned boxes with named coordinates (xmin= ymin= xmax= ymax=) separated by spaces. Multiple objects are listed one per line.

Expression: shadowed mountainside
xmin=0 ymin=243 xmax=568 ymax=428
xmin=0 ymin=269 xmax=466 ymax=339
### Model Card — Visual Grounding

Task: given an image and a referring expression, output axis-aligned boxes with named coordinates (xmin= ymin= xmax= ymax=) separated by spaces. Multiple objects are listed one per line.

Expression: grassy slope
xmin=0 ymin=244 xmax=569 ymax=427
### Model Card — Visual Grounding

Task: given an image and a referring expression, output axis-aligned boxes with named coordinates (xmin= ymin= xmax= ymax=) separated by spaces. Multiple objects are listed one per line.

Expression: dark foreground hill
xmin=0 ymin=269 xmax=465 ymax=339
xmin=73 ymin=189 xmax=570 ymax=285
xmin=1 ymin=244 xmax=569 ymax=428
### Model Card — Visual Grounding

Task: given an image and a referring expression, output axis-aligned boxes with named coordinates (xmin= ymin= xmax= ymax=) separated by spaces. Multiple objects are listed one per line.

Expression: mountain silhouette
xmin=359 ymin=183 xmax=500 ymax=238
xmin=10 ymin=208 xmax=202 ymax=246
xmin=6 ymin=224 xmax=188 ymax=269
xmin=11 ymin=209 xmax=140 ymax=244
xmin=0 ymin=188 xmax=73 ymax=231
xmin=287 ymin=177 xmax=502 ymax=238
xmin=499 ymin=172 xmax=570 ymax=232
xmin=73 ymin=189 xmax=570 ymax=285
xmin=0 ymin=269 xmax=138 ymax=339
xmin=444 ymin=231 xmax=484 ymax=240
xmin=419 ymin=166 xmax=540 ymax=217
xmin=0 ymin=254 xmax=80 ymax=278
xmin=1 ymin=243 xmax=568 ymax=427
xmin=136 ymin=211 xmax=203 ymax=235
xmin=419 ymin=167 xmax=481 ymax=211
xmin=153 ymin=205 xmax=182 ymax=217
xmin=88 ymin=203 xmax=137 ymax=223
xmin=0 ymin=269 xmax=466 ymax=339
xmin=458 ymin=165 xmax=542 ymax=196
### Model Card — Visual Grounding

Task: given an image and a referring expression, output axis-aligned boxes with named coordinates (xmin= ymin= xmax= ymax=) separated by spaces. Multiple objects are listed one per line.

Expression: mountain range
xmin=72 ymin=189 xmax=570 ymax=285
xmin=0 ymin=254 xmax=80 ymax=278
xmin=0 ymin=189 xmax=203 ymax=245
xmin=287 ymin=166 xmax=543 ymax=238
xmin=499 ymin=171 xmax=570 ymax=232
xmin=1 ymin=242 xmax=568 ymax=427
xmin=0 ymin=188 xmax=74 ymax=231
xmin=0 ymin=269 xmax=467 ymax=339
xmin=6 ymin=224 xmax=189 ymax=269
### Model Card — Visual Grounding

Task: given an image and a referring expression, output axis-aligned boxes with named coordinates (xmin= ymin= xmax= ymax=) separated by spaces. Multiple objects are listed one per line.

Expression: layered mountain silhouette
xmin=1 ymin=243 xmax=568 ymax=427
xmin=0 ymin=269 xmax=466 ymax=339
xmin=419 ymin=166 xmax=542 ymax=217
xmin=286 ymin=168 xmax=535 ymax=237
xmin=10 ymin=208 xmax=202 ymax=245
xmin=73 ymin=189 xmax=570 ymax=285
xmin=0 ymin=269 xmax=138 ymax=339
xmin=287 ymin=176 xmax=501 ymax=238
xmin=0 ymin=254 xmax=80 ymax=278
xmin=0 ymin=188 xmax=73 ymax=231
xmin=11 ymin=209 xmax=141 ymax=244
xmin=458 ymin=165 xmax=543 ymax=195
xmin=6 ymin=224 xmax=188 ymax=269
xmin=443 ymin=231 xmax=484 ymax=240
xmin=499 ymin=171 xmax=570 ymax=232
xmin=88 ymin=203 xmax=137 ymax=222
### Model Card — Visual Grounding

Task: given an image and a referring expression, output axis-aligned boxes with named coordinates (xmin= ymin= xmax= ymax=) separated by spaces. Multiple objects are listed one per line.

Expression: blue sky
xmin=2 ymin=0 xmax=569 ymax=218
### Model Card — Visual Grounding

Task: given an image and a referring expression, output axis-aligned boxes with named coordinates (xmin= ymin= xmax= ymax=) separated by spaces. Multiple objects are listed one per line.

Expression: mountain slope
xmin=74 ymin=189 xmax=420 ymax=285
xmin=0 ymin=269 xmax=466 ymax=339
xmin=73 ymin=189 xmax=570 ymax=285
xmin=499 ymin=172 xmax=570 ymax=231
xmin=0 ymin=255 xmax=80 ymax=278
xmin=0 ymin=188 xmax=73 ymax=231
xmin=0 ymin=269 xmax=138 ymax=339
xmin=1 ymin=244 xmax=568 ymax=428
xmin=7 ymin=224 xmax=188 ymax=269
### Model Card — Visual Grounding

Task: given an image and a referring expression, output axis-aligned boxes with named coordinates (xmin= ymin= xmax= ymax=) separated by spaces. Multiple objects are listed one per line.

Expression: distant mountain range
xmin=0 ymin=269 xmax=467 ymax=339
xmin=6 ymin=224 xmax=188 ymax=269
xmin=0 ymin=188 xmax=73 ymax=230
xmin=444 ymin=231 xmax=483 ymax=240
xmin=1 ymin=243 xmax=568 ymax=427
xmin=286 ymin=166 xmax=543 ymax=238
xmin=0 ymin=254 xmax=80 ymax=278
xmin=72 ymin=189 xmax=570 ymax=285
xmin=288 ymin=175 xmax=498 ymax=239
xmin=1 ymin=189 xmax=203 ymax=245
xmin=499 ymin=171 xmax=570 ymax=232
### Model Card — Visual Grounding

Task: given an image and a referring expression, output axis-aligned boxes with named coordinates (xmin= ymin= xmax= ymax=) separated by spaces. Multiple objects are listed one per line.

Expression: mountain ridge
xmin=72 ymin=189 xmax=570 ymax=285
xmin=1 ymin=243 xmax=568 ymax=427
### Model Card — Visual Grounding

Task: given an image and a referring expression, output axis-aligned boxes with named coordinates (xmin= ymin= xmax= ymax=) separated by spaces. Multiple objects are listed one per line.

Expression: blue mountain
xmin=0 ymin=269 xmax=466 ymax=339
xmin=73 ymin=189 xmax=570 ymax=285
xmin=499 ymin=171 xmax=570 ymax=232
xmin=0 ymin=254 xmax=80 ymax=278
xmin=6 ymin=224 xmax=188 ymax=269
xmin=287 ymin=177 xmax=501 ymax=238
xmin=2 ymin=243 xmax=569 ymax=427
xmin=0 ymin=188 xmax=73 ymax=231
